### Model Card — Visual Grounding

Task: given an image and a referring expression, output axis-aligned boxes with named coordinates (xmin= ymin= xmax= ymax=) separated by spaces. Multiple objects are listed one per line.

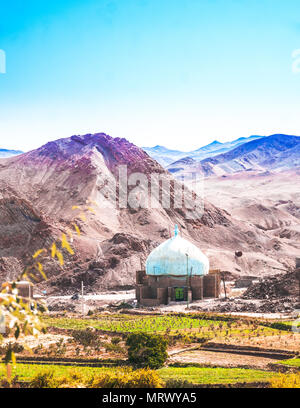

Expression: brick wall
xmin=203 ymin=274 xmax=220 ymax=298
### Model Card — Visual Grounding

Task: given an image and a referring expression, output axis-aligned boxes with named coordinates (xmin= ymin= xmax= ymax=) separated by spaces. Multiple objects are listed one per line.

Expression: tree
xmin=126 ymin=332 xmax=168 ymax=369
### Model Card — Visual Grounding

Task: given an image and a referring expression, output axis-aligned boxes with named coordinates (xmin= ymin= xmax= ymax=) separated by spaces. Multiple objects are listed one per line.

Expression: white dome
xmin=146 ymin=226 xmax=209 ymax=276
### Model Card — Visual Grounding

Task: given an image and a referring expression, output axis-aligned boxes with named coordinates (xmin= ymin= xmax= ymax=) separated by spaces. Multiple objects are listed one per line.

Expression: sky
xmin=1 ymin=0 xmax=300 ymax=152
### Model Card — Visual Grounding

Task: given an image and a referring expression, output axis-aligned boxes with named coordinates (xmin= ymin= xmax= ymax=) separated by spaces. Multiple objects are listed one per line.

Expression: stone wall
xmin=136 ymin=270 xmax=220 ymax=306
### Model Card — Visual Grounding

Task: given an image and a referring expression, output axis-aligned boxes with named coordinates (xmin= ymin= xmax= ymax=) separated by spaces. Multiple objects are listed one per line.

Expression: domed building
xmin=136 ymin=226 xmax=220 ymax=306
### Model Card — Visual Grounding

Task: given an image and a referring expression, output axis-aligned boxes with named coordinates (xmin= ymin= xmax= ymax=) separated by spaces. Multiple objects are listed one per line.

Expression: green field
xmin=0 ymin=363 xmax=279 ymax=386
xmin=0 ymin=363 xmax=110 ymax=383
xmin=42 ymin=314 xmax=283 ymax=340
xmin=42 ymin=315 xmax=223 ymax=332
xmin=1 ymin=313 xmax=298 ymax=388
xmin=158 ymin=366 xmax=278 ymax=385
xmin=275 ymin=358 xmax=300 ymax=368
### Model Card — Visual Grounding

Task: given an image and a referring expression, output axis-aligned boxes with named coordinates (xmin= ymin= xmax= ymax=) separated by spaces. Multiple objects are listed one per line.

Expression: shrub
xmin=104 ymin=343 xmax=125 ymax=354
xmin=29 ymin=369 xmax=85 ymax=388
xmin=54 ymin=338 xmax=67 ymax=355
xmin=90 ymin=368 xmax=163 ymax=388
xmin=30 ymin=370 xmax=56 ymax=388
xmin=270 ymin=373 xmax=300 ymax=388
xmin=0 ymin=376 xmax=19 ymax=388
xmin=0 ymin=342 xmax=24 ymax=355
xmin=72 ymin=328 xmax=99 ymax=347
xmin=126 ymin=333 xmax=168 ymax=369
xmin=33 ymin=344 xmax=44 ymax=354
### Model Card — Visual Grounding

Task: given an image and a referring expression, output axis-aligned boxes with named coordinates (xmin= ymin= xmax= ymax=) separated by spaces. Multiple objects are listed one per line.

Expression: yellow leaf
xmin=61 ymin=233 xmax=74 ymax=255
xmin=51 ymin=243 xmax=56 ymax=258
xmin=11 ymin=352 xmax=16 ymax=366
xmin=22 ymin=272 xmax=28 ymax=280
xmin=36 ymin=262 xmax=47 ymax=281
xmin=72 ymin=205 xmax=80 ymax=210
xmin=72 ymin=223 xmax=81 ymax=236
xmin=29 ymin=273 xmax=39 ymax=282
xmin=56 ymin=250 xmax=64 ymax=266
xmin=32 ymin=248 xmax=46 ymax=259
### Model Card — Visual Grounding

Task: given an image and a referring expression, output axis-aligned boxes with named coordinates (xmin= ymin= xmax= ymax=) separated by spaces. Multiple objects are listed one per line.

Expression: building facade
xmin=136 ymin=226 xmax=220 ymax=306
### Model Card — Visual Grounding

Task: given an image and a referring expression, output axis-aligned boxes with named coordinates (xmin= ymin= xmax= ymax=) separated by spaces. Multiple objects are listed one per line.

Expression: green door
xmin=175 ymin=287 xmax=184 ymax=301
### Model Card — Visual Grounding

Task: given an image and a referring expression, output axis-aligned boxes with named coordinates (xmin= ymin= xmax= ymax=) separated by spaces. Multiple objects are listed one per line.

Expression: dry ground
xmin=169 ymin=349 xmax=280 ymax=369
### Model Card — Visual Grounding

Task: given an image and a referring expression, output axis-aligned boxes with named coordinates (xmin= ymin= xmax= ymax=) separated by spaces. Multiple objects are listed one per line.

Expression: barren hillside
xmin=0 ymin=133 xmax=296 ymax=293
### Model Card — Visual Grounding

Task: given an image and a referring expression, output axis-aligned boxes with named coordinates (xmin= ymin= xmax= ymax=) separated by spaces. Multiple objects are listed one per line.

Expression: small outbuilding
xmin=1 ymin=280 xmax=34 ymax=299
xmin=136 ymin=225 xmax=220 ymax=306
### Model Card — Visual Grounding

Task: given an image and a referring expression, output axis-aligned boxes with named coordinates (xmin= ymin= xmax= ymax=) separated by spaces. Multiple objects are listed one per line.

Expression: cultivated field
xmin=1 ymin=311 xmax=299 ymax=388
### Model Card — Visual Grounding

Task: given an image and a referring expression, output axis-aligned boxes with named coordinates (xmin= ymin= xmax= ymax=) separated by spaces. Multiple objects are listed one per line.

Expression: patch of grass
xmin=0 ymin=363 xmax=113 ymax=383
xmin=0 ymin=363 xmax=280 ymax=386
xmin=42 ymin=315 xmax=224 ymax=333
xmin=42 ymin=314 xmax=284 ymax=342
xmin=158 ymin=366 xmax=278 ymax=385
xmin=275 ymin=358 xmax=300 ymax=368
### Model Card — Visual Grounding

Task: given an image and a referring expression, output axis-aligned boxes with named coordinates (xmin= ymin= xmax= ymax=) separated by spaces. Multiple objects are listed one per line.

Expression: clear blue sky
xmin=1 ymin=0 xmax=300 ymax=151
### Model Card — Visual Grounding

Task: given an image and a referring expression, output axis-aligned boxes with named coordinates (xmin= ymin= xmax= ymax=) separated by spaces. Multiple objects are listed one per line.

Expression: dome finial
xmin=174 ymin=224 xmax=179 ymax=237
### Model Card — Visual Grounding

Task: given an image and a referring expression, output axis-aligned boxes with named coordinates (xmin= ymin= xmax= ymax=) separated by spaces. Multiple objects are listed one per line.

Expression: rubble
xmin=189 ymin=270 xmax=299 ymax=314
xmin=242 ymin=271 xmax=299 ymax=300
xmin=190 ymin=296 xmax=298 ymax=314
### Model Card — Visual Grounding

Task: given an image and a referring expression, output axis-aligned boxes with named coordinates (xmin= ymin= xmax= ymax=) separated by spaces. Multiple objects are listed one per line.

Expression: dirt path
xmin=169 ymin=349 xmax=280 ymax=369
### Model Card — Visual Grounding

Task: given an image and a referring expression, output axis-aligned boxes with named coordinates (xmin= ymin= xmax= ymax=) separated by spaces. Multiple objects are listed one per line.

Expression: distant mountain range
xmin=0 ymin=148 xmax=23 ymax=158
xmin=166 ymin=134 xmax=300 ymax=178
xmin=142 ymin=135 xmax=263 ymax=167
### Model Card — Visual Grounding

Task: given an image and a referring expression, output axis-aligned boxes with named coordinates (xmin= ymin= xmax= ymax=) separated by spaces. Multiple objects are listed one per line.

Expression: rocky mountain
xmin=0 ymin=133 xmax=296 ymax=294
xmin=168 ymin=134 xmax=300 ymax=178
xmin=143 ymin=135 xmax=263 ymax=167
xmin=200 ymin=134 xmax=300 ymax=176
xmin=0 ymin=148 xmax=23 ymax=158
